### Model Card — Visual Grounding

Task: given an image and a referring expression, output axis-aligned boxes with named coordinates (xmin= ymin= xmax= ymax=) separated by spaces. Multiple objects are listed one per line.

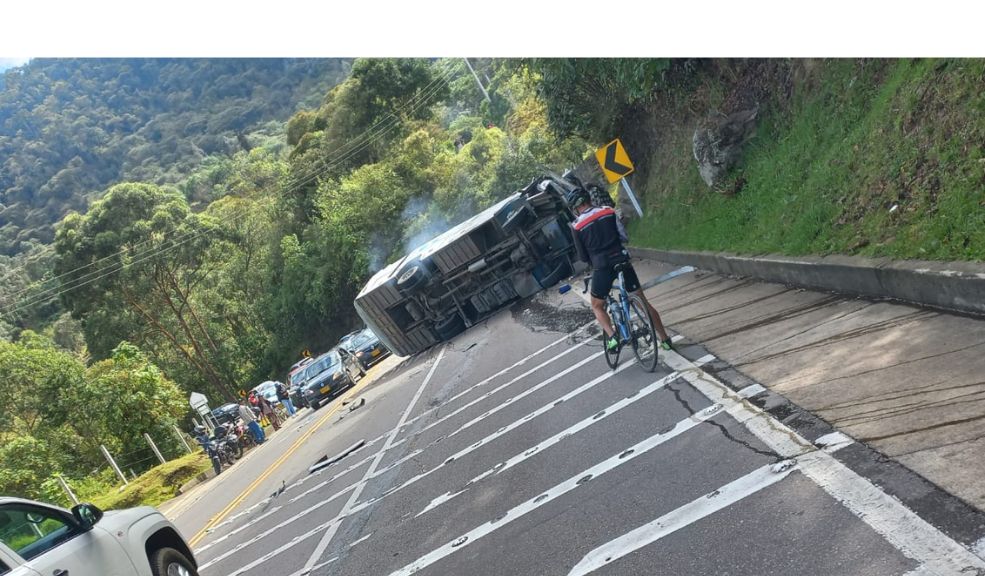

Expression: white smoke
xmin=401 ymin=196 xmax=455 ymax=253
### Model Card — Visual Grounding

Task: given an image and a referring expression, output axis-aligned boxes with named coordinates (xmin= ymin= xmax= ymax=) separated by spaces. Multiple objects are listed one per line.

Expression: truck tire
xmin=396 ymin=260 xmax=430 ymax=294
xmin=150 ymin=547 xmax=199 ymax=576
xmin=497 ymin=199 xmax=534 ymax=236
xmin=433 ymin=314 xmax=466 ymax=341
xmin=533 ymin=257 xmax=572 ymax=288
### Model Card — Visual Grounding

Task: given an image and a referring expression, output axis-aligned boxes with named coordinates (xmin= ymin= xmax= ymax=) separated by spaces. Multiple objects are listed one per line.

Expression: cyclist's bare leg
xmin=591 ymin=296 xmax=616 ymax=338
xmin=632 ymin=289 xmax=670 ymax=342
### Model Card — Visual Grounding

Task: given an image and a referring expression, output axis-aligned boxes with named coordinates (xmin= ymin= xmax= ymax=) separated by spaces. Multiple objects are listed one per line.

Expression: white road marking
xmin=737 ymin=383 xmax=767 ymax=398
xmin=202 ymin=349 xmax=446 ymax=574
xmin=200 ymin=354 xmax=622 ymax=564
xmin=814 ymin=431 xmax=853 ymax=450
xmin=694 ymin=353 xmax=716 ymax=366
xmin=387 ymin=404 xmax=723 ymax=576
xmin=349 ymin=533 xmax=373 ymax=548
xmin=289 ymin=449 xmax=422 ymax=504
xmin=660 ymin=348 xmax=985 ymax=576
xmin=568 ymin=459 xmax=801 ymax=576
xmin=417 ymin=369 xmax=678 ymax=518
xmin=388 ymin=343 xmax=599 ymax=450
xmin=444 ymin=351 xmax=604 ymax=439
xmin=299 ymin=346 xmax=447 ymax=574
xmin=344 ymin=359 xmax=637 ymax=520
xmin=975 ymin=536 xmax=985 ymax=558
xmin=225 ymin=516 xmax=340 ymax=576
xmin=197 ymin=484 xmax=355 ymax=565
xmin=210 ymin=323 xmax=597 ymax=519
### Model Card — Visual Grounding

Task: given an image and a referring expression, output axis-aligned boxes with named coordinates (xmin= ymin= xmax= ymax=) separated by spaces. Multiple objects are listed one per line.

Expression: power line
xmin=0 ymin=62 xmax=459 ymax=321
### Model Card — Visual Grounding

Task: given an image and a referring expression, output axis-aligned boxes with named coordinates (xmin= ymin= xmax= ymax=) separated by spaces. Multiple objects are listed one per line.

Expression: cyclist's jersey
xmin=571 ymin=206 xmax=629 ymax=269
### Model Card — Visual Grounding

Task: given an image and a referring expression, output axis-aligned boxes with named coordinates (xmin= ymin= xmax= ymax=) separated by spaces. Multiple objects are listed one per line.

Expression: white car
xmin=0 ymin=497 xmax=198 ymax=576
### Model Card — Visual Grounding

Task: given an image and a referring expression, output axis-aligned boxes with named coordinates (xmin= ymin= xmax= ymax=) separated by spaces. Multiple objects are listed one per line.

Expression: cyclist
xmin=567 ymin=187 xmax=673 ymax=352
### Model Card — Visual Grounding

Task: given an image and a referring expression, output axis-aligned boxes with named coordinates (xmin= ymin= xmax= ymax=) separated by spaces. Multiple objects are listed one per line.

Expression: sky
xmin=0 ymin=58 xmax=30 ymax=72
xmin=0 ymin=1 xmax=982 ymax=59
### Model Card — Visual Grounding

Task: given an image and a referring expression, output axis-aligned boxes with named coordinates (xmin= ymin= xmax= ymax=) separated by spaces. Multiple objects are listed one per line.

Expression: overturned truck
xmin=354 ymin=175 xmax=581 ymax=357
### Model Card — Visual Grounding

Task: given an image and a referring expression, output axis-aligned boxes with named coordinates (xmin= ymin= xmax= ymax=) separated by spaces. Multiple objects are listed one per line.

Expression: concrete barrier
xmin=629 ymin=247 xmax=985 ymax=317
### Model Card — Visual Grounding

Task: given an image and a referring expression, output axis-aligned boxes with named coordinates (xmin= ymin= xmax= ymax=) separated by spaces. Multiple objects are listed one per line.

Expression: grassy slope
xmin=88 ymin=452 xmax=211 ymax=510
xmin=629 ymin=59 xmax=985 ymax=262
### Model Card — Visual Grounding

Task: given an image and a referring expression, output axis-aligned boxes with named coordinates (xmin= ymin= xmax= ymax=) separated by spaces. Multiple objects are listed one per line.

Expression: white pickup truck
xmin=0 ymin=497 xmax=198 ymax=576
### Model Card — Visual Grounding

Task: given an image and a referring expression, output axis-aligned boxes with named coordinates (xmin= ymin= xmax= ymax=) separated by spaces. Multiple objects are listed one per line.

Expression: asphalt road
xmin=176 ymin=288 xmax=985 ymax=576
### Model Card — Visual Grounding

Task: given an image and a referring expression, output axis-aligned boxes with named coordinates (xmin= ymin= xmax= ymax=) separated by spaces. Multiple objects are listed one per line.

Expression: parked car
xmin=211 ymin=402 xmax=241 ymax=427
xmin=339 ymin=327 xmax=391 ymax=370
xmin=338 ymin=331 xmax=359 ymax=351
xmin=354 ymin=173 xmax=581 ymax=357
xmin=0 ymin=496 xmax=198 ymax=575
xmin=300 ymin=349 xmax=361 ymax=410
xmin=251 ymin=381 xmax=280 ymax=404
xmin=287 ymin=357 xmax=315 ymax=409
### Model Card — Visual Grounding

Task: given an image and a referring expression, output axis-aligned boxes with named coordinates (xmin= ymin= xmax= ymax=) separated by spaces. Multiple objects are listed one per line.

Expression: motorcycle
xmin=234 ymin=419 xmax=257 ymax=449
xmin=213 ymin=422 xmax=243 ymax=461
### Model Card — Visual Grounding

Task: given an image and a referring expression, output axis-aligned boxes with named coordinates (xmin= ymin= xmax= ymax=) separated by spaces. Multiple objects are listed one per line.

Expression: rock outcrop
xmin=692 ymin=105 xmax=759 ymax=189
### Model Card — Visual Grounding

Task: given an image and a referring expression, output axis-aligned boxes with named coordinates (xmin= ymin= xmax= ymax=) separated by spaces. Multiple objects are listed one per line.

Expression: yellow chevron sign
xmin=595 ymin=138 xmax=634 ymax=183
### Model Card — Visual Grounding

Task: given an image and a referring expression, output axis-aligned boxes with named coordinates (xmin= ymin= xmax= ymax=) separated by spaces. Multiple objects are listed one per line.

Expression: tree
xmin=54 ymin=183 xmax=238 ymax=399
xmin=523 ymin=58 xmax=670 ymax=140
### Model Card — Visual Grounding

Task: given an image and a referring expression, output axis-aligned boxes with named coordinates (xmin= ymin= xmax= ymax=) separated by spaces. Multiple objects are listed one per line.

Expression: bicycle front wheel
xmin=628 ymin=295 xmax=659 ymax=372
xmin=603 ymin=331 xmax=620 ymax=370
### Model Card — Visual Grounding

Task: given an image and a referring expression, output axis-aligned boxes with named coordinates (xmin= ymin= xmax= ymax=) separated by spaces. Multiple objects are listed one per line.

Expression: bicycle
xmin=582 ymin=262 xmax=660 ymax=372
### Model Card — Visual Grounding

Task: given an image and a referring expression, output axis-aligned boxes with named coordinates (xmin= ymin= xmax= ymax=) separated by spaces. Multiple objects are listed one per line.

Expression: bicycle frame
xmin=608 ymin=271 xmax=632 ymax=343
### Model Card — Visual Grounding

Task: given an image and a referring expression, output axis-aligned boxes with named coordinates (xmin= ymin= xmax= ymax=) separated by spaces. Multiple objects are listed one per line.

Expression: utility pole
xmin=463 ymin=58 xmax=491 ymax=103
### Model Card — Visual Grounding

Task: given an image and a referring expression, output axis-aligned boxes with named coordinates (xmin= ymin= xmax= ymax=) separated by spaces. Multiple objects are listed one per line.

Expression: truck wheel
xmin=396 ymin=260 xmax=430 ymax=293
xmin=434 ymin=314 xmax=466 ymax=341
xmin=310 ymin=399 xmax=321 ymax=410
xmin=533 ymin=257 xmax=572 ymax=288
xmin=150 ymin=546 xmax=199 ymax=576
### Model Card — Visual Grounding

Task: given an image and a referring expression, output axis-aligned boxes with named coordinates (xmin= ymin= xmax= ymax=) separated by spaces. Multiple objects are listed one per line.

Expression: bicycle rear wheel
xmin=628 ymin=295 xmax=659 ymax=372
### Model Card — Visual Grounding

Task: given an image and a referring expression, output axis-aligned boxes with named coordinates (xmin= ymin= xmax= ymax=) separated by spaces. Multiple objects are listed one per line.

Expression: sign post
xmin=189 ymin=392 xmax=215 ymax=431
xmin=595 ymin=138 xmax=643 ymax=217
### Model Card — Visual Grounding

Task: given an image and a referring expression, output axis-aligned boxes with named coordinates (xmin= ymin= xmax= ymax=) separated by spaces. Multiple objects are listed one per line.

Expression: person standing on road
xmin=567 ymin=187 xmax=673 ymax=352
xmin=275 ymin=381 xmax=296 ymax=417
xmin=256 ymin=394 xmax=281 ymax=431
xmin=239 ymin=400 xmax=265 ymax=444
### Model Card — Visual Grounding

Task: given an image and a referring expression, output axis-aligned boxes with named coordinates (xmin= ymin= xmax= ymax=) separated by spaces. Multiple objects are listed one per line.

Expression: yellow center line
xmin=187 ymin=379 xmax=372 ymax=547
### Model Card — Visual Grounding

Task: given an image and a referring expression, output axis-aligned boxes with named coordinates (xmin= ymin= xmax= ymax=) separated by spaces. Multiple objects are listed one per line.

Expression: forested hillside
xmin=0 ymin=58 xmax=350 ymax=255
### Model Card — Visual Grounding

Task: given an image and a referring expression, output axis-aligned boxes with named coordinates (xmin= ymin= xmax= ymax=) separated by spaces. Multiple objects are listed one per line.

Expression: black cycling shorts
xmin=590 ymin=263 xmax=641 ymax=300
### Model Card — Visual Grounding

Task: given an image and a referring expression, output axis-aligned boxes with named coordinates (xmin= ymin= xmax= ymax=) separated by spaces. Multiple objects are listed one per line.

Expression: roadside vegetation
xmin=531 ymin=59 xmax=985 ymax=262
xmin=0 ymin=58 xmax=589 ymax=502
xmin=87 ymin=452 xmax=212 ymax=511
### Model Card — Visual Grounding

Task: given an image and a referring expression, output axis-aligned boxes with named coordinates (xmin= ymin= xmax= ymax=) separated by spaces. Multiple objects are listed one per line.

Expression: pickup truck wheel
xmin=310 ymin=399 xmax=321 ymax=410
xmin=150 ymin=546 xmax=198 ymax=576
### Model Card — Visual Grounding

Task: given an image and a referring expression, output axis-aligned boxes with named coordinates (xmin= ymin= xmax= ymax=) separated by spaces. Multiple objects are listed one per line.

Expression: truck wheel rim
xmin=167 ymin=563 xmax=190 ymax=576
xmin=398 ymin=266 xmax=419 ymax=284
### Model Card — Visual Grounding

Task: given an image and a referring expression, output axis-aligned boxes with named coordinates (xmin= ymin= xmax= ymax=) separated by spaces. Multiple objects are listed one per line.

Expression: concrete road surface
xmin=170 ymin=278 xmax=985 ymax=576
